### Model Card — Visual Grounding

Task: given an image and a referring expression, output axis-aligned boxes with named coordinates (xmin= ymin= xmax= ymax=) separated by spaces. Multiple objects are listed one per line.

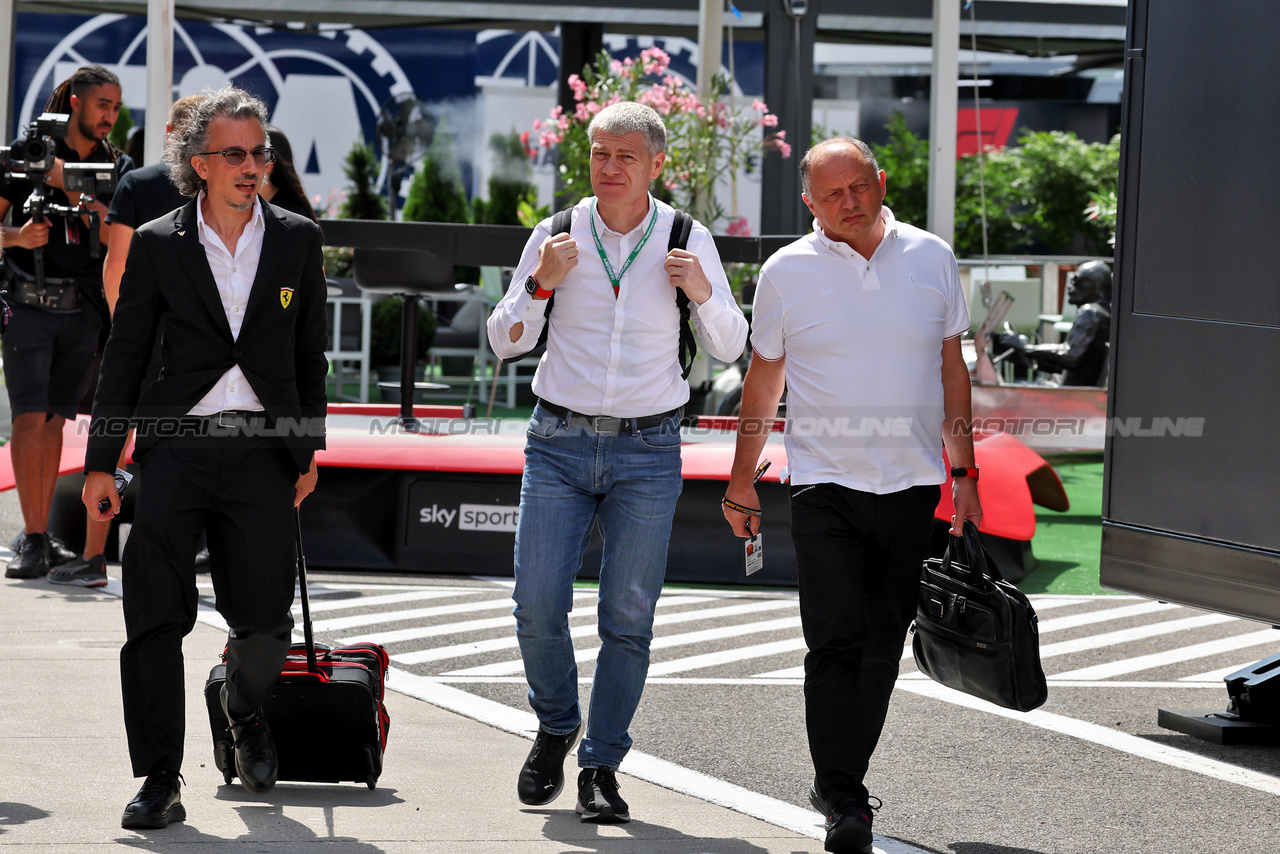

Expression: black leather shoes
xmin=121 ymin=770 xmax=185 ymax=829
xmin=517 ymin=722 xmax=582 ymax=805
xmin=5 ymin=533 xmax=49 ymax=579
xmin=221 ymin=686 xmax=278 ymax=794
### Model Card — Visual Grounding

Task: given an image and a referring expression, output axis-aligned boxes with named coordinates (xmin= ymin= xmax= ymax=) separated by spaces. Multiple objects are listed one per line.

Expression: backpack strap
xmin=510 ymin=209 xmax=574 ymax=362
xmin=669 ymin=210 xmax=698 ymax=380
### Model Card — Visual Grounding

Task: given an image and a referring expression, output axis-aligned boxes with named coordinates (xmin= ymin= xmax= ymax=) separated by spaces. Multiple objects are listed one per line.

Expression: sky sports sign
xmin=419 ymin=503 xmax=519 ymax=533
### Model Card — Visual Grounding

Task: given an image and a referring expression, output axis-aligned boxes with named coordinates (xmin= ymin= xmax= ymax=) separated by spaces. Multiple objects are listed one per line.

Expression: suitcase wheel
xmin=214 ymin=739 xmax=236 ymax=785
xmin=364 ymin=746 xmax=378 ymax=790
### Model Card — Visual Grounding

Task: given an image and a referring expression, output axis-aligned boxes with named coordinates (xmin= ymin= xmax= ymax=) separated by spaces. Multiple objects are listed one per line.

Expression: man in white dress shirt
xmin=82 ymin=87 xmax=328 ymax=828
xmin=488 ymin=101 xmax=747 ymax=824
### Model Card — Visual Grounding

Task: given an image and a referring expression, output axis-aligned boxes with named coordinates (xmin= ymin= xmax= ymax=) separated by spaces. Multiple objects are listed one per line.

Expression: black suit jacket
xmin=85 ymin=198 xmax=328 ymax=474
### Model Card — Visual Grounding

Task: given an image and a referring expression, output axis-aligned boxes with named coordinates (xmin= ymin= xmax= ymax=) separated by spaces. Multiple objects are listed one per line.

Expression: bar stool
xmin=352 ymin=247 xmax=453 ymax=428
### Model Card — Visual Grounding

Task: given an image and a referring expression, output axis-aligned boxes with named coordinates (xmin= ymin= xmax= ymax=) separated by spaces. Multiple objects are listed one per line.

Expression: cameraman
xmin=1 ymin=65 xmax=133 ymax=580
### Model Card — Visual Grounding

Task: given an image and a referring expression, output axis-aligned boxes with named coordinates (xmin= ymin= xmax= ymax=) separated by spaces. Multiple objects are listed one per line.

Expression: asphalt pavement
xmin=3 ymin=483 xmax=1280 ymax=853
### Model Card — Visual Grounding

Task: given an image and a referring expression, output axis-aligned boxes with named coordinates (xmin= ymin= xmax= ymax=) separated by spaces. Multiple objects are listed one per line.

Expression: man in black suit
xmin=81 ymin=86 xmax=328 ymax=829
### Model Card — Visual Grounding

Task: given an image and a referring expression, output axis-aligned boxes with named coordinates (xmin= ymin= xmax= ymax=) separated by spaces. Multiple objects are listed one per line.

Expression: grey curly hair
xmin=587 ymin=101 xmax=666 ymax=156
xmin=164 ymin=86 xmax=270 ymax=197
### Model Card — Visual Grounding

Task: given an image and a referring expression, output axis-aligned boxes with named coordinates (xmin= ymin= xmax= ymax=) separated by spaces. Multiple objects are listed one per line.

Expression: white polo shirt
xmin=488 ymin=195 xmax=748 ymax=417
xmin=751 ymin=207 xmax=969 ymax=494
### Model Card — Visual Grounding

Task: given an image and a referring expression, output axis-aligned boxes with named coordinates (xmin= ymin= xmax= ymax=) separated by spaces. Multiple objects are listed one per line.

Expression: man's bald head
xmin=800 ymin=137 xmax=879 ymax=198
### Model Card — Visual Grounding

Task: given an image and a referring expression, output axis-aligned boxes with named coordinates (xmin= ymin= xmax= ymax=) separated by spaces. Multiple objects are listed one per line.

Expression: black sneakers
xmin=517 ymin=723 xmax=583 ymax=805
xmin=576 ymin=767 xmax=630 ymax=823
xmin=48 ymin=554 xmax=109 ymax=587
xmin=5 ymin=533 xmax=49 ymax=579
xmin=221 ymin=686 xmax=279 ymax=794
xmin=121 ymin=770 xmax=185 ymax=829
xmin=820 ymin=794 xmax=881 ymax=854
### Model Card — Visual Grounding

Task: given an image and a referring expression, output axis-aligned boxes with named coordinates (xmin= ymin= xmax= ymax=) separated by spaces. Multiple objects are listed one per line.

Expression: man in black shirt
xmin=0 ymin=65 xmax=132 ymax=581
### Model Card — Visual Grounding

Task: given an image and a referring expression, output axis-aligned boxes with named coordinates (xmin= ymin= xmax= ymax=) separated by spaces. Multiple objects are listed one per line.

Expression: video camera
xmin=0 ymin=112 xmax=118 ymax=288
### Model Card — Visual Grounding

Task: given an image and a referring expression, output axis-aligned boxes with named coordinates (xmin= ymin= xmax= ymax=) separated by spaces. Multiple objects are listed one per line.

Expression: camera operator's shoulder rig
xmin=0 ymin=112 xmax=121 ymax=309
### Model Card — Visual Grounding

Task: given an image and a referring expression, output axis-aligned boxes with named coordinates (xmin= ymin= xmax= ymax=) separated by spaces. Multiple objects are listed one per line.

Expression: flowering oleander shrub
xmin=529 ymin=47 xmax=790 ymax=232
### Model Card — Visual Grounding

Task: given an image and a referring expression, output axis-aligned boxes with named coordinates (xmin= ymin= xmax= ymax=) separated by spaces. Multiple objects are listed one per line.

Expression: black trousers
xmin=119 ymin=433 xmax=299 ymax=778
xmin=790 ymin=481 xmax=940 ymax=810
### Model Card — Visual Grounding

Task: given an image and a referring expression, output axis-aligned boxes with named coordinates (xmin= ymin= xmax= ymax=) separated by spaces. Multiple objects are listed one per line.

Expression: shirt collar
xmin=592 ymin=194 xmax=656 ymax=237
xmin=812 ymin=205 xmax=899 ymax=257
xmin=195 ymin=190 xmax=264 ymax=239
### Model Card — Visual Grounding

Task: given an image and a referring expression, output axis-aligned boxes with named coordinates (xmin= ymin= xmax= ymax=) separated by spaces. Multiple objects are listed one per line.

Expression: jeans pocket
xmin=636 ymin=418 xmax=681 ymax=451
xmin=526 ymin=408 xmax=563 ymax=440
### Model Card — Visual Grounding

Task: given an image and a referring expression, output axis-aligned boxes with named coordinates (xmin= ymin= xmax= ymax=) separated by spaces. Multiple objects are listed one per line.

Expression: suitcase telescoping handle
xmin=294 ymin=508 xmax=319 ymax=675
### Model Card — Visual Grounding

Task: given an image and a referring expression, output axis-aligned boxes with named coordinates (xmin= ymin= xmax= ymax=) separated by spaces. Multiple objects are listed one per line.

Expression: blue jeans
xmin=513 ymin=403 xmax=683 ymax=770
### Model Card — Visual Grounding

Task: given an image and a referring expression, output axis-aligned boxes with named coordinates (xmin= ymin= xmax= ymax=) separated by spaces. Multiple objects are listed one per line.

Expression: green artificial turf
xmin=1020 ymin=456 xmax=1110 ymax=595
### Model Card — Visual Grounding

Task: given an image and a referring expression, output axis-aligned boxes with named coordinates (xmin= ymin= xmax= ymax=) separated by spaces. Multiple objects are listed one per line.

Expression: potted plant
xmin=370 ymin=296 xmax=436 ymax=402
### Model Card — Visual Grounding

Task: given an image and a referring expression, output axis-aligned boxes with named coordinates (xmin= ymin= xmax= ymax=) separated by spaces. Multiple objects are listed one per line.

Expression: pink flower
xmin=538 ymin=130 xmax=563 ymax=149
xmin=640 ymin=46 xmax=670 ymax=76
xmin=587 ymin=100 xmax=603 ymax=115
xmin=726 ymin=216 xmax=752 ymax=237
xmin=752 ymin=99 xmax=768 ymax=112
xmin=760 ymin=113 xmax=779 ymax=127
xmin=777 ymin=141 xmax=793 ymax=159
xmin=550 ymin=105 xmax=563 ymax=119
xmin=532 ymin=118 xmax=542 ymax=131
xmin=568 ymin=74 xmax=587 ymax=99
xmin=774 ymin=130 xmax=786 ymax=140
xmin=557 ymin=115 xmax=570 ymax=131
xmin=575 ymin=102 xmax=591 ymax=122
xmin=610 ymin=59 xmax=624 ymax=74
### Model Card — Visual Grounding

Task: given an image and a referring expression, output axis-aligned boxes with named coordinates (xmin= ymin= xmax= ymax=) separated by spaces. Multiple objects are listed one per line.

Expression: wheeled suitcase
xmin=204 ymin=512 xmax=391 ymax=788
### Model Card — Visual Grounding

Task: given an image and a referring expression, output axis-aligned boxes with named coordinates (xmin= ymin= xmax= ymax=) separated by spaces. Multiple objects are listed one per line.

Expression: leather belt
xmin=187 ymin=410 xmax=268 ymax=432
xmin=537 ymin=400 xmax=678 ymax=435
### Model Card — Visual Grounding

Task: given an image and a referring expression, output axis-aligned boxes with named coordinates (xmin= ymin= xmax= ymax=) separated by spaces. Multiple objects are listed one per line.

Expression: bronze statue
xmin=993 ymin=260 xmax=1112 ymax=387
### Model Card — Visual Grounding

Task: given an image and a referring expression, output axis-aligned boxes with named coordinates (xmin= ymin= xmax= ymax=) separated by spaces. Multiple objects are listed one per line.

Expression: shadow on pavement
xmin=531 ymin=806 xmax=778 ymax=853
xmin=951 ymin=844 xmax=1052 ymax=854
xmin=0 ymin=802 xmax=51 ymax=834
xmin=116 ymin=803 xmax=392 ymax=853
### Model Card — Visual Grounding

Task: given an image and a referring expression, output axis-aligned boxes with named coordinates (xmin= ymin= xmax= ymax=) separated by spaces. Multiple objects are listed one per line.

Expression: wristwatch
xmin=950 ymin=466 xmax=979 ymax=481
xmin=524 ymin=275 xmax=554 ymax=300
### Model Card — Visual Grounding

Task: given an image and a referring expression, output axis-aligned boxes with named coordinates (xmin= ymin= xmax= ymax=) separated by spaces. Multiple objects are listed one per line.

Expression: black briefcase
xmin=910 ymin=520 xmax=1048 ymax=712
xmin=204 ymin=512 xmax=391 ymax=788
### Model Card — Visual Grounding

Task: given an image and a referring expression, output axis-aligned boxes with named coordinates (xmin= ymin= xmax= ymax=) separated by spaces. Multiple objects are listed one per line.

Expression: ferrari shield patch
xmin=280 ymin=287 xmax=294 ymax=309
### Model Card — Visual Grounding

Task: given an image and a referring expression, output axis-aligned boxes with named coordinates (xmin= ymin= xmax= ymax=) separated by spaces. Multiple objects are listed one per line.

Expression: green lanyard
xmin=590 ymin=199 xmax=658 ymax=298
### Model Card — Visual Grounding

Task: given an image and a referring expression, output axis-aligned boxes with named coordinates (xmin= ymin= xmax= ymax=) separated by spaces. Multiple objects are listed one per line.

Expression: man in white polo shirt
xmin=488 ymin=101 xmax=747 ymax=824
xmin=722 ymin=137 xmax=982 ymax=854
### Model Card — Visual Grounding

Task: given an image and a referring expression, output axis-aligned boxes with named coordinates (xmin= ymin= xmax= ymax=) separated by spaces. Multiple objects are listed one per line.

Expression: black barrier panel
xmin=1101 ymin=0 xmax=1280 ymax=622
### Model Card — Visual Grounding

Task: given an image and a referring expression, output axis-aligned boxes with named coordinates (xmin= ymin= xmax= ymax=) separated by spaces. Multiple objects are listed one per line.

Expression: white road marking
xmin=1050 ymin=629 xmax=1280 ymax=680
xmin=443 ymin=613 xmax=803 ymax=676
xmin=648 ymin=637 xmax=810 ymax=676
xmin=392 ymin=596 xmax=763 ymax=667
xmin=293 ymin=587 xmax=485 ymax=615
xmin=332 ymin=591 xmax=593 ymax=640
xmin=1037 ymin=613 xmax=1239 ymax=659
xmin=897 ymin=677 xmax=1280 ymax=797
xmin=1181 ymin=660 xmax=1266 ymax=683
xmin=1035 ymin=599 xmax=1183 ymax=632
xmin=387 ymin=669 xmax=929 ymax=854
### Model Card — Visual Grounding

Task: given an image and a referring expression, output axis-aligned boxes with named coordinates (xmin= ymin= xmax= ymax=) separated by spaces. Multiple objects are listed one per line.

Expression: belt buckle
xmin=216 ymin=411 xmax=241 ymax=429
xmin=592 ymin=416 xmax=622 ymax=434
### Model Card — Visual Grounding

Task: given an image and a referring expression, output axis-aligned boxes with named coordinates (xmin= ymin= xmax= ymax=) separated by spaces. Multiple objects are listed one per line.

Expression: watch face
xmin=524 ymin=276 xmax=538 ymax=295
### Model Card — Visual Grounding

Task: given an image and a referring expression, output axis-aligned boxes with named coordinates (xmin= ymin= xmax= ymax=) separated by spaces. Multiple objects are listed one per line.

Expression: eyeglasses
xmin=196 ymin=147 xmax=276 ymax=166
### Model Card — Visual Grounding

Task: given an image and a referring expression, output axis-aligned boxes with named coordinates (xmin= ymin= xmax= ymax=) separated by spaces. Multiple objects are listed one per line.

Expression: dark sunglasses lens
xmin=222 ymin=149 xmax=248 ymax=166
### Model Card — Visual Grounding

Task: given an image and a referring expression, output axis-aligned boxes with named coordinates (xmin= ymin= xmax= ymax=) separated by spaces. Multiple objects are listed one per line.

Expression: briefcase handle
xmin=940 ymin=519 xmax=1005 ymax=586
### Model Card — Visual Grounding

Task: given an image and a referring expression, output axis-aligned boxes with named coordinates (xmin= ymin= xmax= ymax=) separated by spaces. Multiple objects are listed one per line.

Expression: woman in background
xmin=262 ymin=125 xmax=318 ymax=221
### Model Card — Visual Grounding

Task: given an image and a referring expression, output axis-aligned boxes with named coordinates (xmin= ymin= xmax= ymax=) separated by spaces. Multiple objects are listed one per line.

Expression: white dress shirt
xmin=487 ymin=195 xmax=748 ymax=417
xmin=188 ymin=192 xmax=267 ymax=416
